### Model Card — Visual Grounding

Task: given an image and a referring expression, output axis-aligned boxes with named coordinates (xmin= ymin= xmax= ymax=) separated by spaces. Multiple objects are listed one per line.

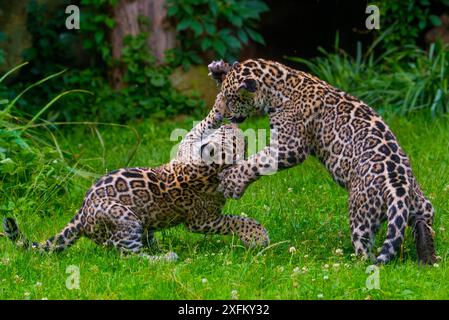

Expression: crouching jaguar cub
xmin=3 ymin=95 xmax=269 ymax=255
xmin=208 ymin=59 xmax=436 ymax=265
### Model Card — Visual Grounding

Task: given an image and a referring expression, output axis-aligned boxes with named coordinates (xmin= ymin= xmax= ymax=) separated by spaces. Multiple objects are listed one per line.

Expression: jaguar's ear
xmin=238 ymin=78 xmax=258 ymax=96
xmin=208 ymin=60 xmax=233 ymax=84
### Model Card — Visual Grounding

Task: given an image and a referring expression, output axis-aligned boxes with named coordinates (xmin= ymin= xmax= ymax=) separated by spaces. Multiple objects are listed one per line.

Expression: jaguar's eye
xmin=200 ymin=142 xmax=215 ymax=160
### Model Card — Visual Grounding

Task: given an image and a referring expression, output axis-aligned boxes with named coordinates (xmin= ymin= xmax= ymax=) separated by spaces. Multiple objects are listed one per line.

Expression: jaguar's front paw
xmin=208 ymin=60 xmax=231 ymax=83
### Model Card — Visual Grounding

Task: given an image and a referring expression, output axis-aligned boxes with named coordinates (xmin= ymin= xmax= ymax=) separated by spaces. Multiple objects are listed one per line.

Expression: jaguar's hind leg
xmin=105 ymin=220 xmax=145 ymax=254
xmin=186 ymin=214 xmax=269 ymax=247
xmin=83 ymin=204 xmax=144 ymax=254
xmin=349 ymin=193 xmax=383 ymax=262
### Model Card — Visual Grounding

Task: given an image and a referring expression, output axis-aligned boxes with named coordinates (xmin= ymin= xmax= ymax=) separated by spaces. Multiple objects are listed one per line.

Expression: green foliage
xmin=10 ymin=0 xmax=204 ymax=123
xmin=6 ymin=0 xmax=269 ymax=122
xmin=59 ymin=33 xmax=204 ymax=122
xmin=120 ymin=33 xmax=204 ymax=118
xmin=167 ymin=0 xmax=269 ymax=68
xmin=79 ymin=0 xmax=117 ymax=64
xmin=0 ymin=64 xmax=84 ymax=216
xmin=0 ymin=32 xmax=5 ymax=66
xmin=288 ymin=36 xmax=449 ymax=116
xmin=375 ymin=0 xmax=449 ymax=50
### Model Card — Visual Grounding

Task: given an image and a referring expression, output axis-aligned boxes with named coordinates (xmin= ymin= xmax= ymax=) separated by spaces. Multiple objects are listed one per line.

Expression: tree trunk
xmin=109 ymin=0 xmax=175 ymax=90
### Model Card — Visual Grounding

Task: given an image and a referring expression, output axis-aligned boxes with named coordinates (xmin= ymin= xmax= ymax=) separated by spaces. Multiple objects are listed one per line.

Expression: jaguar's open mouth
xmin=230 ymin=116 xmax=247 ymax=124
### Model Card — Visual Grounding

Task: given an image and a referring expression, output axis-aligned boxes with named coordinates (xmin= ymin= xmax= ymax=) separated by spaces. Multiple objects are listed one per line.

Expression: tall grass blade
xmin=21 ymin=89 xmax=92 ymax=132
xmin=1 ymin=69 xmax=67 ymax=116
xmin=0 ymin=61 xmax=29 ymax=83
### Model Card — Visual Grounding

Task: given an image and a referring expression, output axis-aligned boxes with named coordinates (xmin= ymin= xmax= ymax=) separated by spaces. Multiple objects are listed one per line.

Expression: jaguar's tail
xmin=414 ymin=219 xmax=436 ymax=265
xmin=2 ymin=214 xmax=83 ymax=253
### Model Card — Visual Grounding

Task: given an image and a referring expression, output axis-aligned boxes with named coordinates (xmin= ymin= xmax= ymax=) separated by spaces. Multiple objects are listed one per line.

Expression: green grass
xmin=1 ymin=113 xmax=449 ymax=300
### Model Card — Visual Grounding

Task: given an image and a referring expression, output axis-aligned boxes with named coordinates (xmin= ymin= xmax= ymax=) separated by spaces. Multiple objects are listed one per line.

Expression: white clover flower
xmin=433 ymin=263 xmax=440 ymax=268
xmin=323 ymin=264 xmax=329 ymax=269
xmin=241 ymin=212 xmax=248 ymax=217
xmin=24 ymin=292 xmax=30 ymax=297
xmin=41 ymin=297 xmax=48 ymax=300
xmin=317 ymin=293 xmax=324 ymax=299
xmin=288 ymin=187 xmax=293 ymax=193
xmin=323 ymin=275 xmax=329 ymax=280
xmin=289 ymin=246 xmax=297 ymax=254
xmin=334 ymin=248 xmax=343 ymax=256
xmin=303 ymin=254 xmax=309 ymax=259
xmin=35 ymin=282 xmax=42 ymax=287
xmin=293 ymin=267 xmax=300 ymax=273
xmin=201 ymin=278 xmax=208 ymax=284
xmin=333 ymin=263 xmax=340 ymax=269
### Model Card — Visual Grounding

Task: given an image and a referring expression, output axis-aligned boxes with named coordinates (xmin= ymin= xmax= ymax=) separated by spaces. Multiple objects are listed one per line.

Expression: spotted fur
xmin=2 ymin=94 xmax=269 ymax=254
xmin=208 ymin=58 xmax=436 ymax=265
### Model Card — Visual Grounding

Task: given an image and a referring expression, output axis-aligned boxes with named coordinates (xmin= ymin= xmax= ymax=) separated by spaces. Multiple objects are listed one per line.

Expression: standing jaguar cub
xmin=3 ymin=95 xmax=269 ymax=255
xmin=208 ymin=59 xmax=436 ymax=265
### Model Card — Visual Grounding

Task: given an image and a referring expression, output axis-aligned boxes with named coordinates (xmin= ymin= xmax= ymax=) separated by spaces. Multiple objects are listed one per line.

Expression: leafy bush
xmin=167 ymin=0 xmax=268 ymax=68
xmin=375 ymin=0 xmax=449 ymax=50
xmin=10 ymin=0 xmax=209 ymax=123
xmin=60 ymin=33 xmax=204 ymax=122
xmin=10 ymin=0 xmax=268 ymax=123
xmin=288 ymin=36 xmax=449 ymax=116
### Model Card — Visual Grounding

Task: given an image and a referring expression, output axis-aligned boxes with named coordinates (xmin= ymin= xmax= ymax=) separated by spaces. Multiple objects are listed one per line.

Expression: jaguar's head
xmin=208 ymin=60 xmax=262 ymax=124
xmin=176 ymin=123 xmax=245 ymax=168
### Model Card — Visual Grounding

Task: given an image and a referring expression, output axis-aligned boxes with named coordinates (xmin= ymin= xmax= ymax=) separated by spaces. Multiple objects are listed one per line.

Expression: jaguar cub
xmin=208 ymin=58 xmax=436 ymax=265
xmin=3 ymin=95 xmax=269 ymax=255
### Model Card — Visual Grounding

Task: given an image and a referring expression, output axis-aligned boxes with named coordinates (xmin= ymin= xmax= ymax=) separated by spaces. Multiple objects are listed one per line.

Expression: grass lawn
xmin=1 ymin=112 xmax=448 ymax=300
